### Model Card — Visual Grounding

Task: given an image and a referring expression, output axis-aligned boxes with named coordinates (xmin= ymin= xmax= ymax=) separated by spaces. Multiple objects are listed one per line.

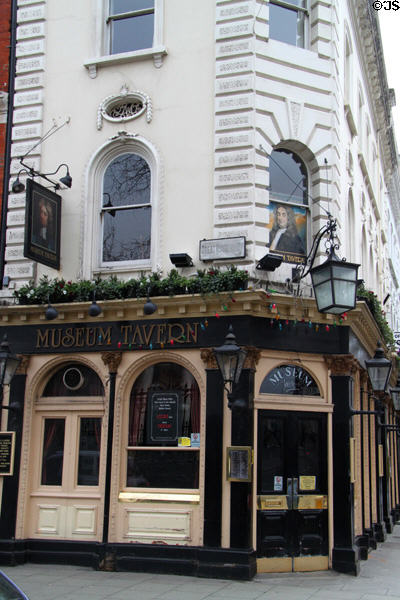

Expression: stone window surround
xmin=84 ymin=0 xmax=166 ymax=78
xmin=81 ymin=134 xmax=160 ymax=280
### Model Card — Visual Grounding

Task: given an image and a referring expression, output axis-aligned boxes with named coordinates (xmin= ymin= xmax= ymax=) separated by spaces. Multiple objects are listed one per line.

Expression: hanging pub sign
xmin=24 ymin=178 xmax=62 ymax=270
xmin=0 ymin=432 xmax=15 ymax=476
xmin=146 ymin=391 xmax=182 ymax=445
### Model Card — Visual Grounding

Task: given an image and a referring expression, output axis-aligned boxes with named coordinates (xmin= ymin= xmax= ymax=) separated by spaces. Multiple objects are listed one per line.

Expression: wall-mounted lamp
xmin=143 ymin=292 xmax=157 ymax=315
xmin=88 ymin=292 xmax=102 ymax=317
xmin=365 ymin=341 xmax=392 ymax=393
xmin=213 ymin=324 xmax=247 ymax=410
xmin=11 ymin=160 xmax=72 ymax=193
xmin=169 ymin=253 xmax=193 ymax=268
xmin=293 ymin=215 xmax=359 ymax=314
xmin=256 ymin=253 xmax=283 ymax=271
xmin=390 ymin=375 xmax=400 ymax=411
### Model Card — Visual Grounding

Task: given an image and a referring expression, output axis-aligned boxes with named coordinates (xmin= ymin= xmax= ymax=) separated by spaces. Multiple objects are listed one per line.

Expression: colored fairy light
xmin=325 ymin=325 xmax=330 ymax=332
xmin=205 ymin=319 xmax=209 ymax=327
xmin=279 ymin=323 xmax=282 ymax=330
xmin=200 ymin=323 xmax=205 ymax=330
xmin=150 ymin=343 xmax=153 ymax=350
xmin=308 ymin=321 xmax=312 ymax=328
xmin=272 ymin=303 xmax=276 ymax=309
xmin=161 ymin=342 xmax=164 ymax=348
xmin=270 ymin=319 xmax=274 ymax=326
xmin=215 ymin=313 xmax=220 ymax=318
xmin=117 ymin=342 xmax=121 ymax=348
xmin=223 ymin=305 xmax=228 ymax=311
xmin=170 ymin=339 xmax=174 ymax=345
xmin=285 ymin=319 xmax=289 ymax=325
xmin=316 ymin=324 xmax=319 ymax=332
xmin=269 ymin=304 xmax=273 ymax=310
xmin=128 ymin=344 xmax=132 ymax=350
xmin=275 ymin=314 xmax=279 ymax=320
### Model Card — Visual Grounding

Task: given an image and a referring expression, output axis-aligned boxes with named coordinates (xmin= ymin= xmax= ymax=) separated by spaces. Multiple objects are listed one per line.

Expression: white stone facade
xmin=3 ymin=0 xmax=399 ymax=317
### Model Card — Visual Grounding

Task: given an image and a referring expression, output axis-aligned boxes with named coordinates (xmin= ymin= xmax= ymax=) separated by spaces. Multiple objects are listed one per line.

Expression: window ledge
xmin=93 ymin=263 xmax=152 ymax=277
xmin=84 ymin=46 xmax=167 ymax=78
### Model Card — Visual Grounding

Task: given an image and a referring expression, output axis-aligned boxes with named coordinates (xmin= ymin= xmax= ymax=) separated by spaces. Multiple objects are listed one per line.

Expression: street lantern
xmin=294 ymin=214 xmax=359 ymax=314
xmin=390 ymin=375 xmax=400 ymax=411
xmin=213 ymin=325 xmax=247 ymax=408
xmin=365 ymin=341 xmax=392 ymax=393
xmin=0 ymin=335 xmax=20 ymax=386
xmin=310 ymin=249 xmax=359 ymax=314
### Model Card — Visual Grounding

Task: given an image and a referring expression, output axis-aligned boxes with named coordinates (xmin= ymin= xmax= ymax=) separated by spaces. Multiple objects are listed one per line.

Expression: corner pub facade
xmin=0 ymin=0 xmax=400 ymax=583
xmin=0 ymin=289 xmax=398 ymax=579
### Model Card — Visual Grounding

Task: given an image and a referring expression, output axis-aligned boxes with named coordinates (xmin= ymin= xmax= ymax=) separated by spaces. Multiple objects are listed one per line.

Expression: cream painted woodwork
xmin=27 ymin=401 xmax=105 ymax=541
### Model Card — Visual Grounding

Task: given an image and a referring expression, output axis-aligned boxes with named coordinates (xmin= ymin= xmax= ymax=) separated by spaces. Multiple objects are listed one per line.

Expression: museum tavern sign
xmin=35 ymin=321 xmax=201 ymax=350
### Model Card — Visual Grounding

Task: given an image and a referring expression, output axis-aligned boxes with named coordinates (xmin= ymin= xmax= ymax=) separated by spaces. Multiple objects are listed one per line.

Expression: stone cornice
xmin=0 ymin=289 xmax=390 ymax=358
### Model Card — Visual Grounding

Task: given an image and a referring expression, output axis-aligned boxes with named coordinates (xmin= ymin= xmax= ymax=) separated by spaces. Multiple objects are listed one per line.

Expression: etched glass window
xmin=108 ymin=0 xmax=155 ymax=54
xmin=102 ymin=153 xmax=151 ymax=263
xmin=269 ymin=0 xmax=307 ymax=48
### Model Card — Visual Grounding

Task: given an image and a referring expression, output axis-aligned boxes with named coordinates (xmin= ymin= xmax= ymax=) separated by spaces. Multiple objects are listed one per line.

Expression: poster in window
xmin=24 ymin=179 xmax=61 ymax=270
xmin=0 ymin=432 xmax=15 ymax=476
xmin=146 ymin=391 xmax=182 ymax=446
xmin=267 ymin=201 xmax=307 ymax=265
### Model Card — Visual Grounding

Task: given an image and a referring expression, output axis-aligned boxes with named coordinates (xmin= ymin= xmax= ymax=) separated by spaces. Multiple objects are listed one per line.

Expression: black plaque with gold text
xmin=0 ymin=432 xmax=15 ymax=476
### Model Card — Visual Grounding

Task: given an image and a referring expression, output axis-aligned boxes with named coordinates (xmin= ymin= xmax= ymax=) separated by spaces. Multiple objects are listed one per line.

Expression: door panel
xmin=257 ymin=410 xmax=328 ymax=572
xmin=28 ymin=409 xmax=104 ymax=541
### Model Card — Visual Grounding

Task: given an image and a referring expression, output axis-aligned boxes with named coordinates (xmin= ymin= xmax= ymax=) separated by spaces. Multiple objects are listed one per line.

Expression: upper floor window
xmin=108 ymin=0 xmax=155 ymax=55
xmin=269 ymin=0 xmax=307 ymax=48
xmin=102 ymin=153 xmax=151 ymax=263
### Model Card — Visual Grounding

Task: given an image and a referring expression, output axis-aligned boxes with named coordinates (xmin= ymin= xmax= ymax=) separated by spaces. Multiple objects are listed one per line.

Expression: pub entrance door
xmin=257 ymin=410 xmax=329 ymax=572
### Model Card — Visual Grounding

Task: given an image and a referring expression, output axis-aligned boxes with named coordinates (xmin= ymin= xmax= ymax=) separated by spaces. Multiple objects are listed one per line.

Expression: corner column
xmin=325 ymin=355 xmax=360 ymax=575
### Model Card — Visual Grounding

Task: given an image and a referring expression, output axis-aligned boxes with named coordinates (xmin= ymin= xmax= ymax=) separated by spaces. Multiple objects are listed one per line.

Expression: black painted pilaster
xmin=0 ymin=373 xmax=26 ymax=540
xmin=203 ymin=369 xmax=223 ymax=547
xmin=230 ymin=369 xmax=254 ymax=549
xmin=331 ymin=374 xmax=360 ymax=575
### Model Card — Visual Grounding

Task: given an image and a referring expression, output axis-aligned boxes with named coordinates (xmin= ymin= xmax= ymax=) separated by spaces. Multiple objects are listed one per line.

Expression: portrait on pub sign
xmin=267 ymin=201 xmax=307 ymax=263
xmin=24 ymin=179 xmax=61 ymax=270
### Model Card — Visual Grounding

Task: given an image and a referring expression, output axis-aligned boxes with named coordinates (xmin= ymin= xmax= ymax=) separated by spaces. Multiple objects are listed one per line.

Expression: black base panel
xmin=331 ymin=546 xmax=360 ymax=576
xmin=0 ymin=539 xmax=257 ymax=581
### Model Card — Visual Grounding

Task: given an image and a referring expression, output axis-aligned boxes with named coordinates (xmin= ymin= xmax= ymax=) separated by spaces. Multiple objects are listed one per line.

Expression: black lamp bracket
xmin=293 ymin=214 xmax=340 ymax=283
xmin=18 ymin=158 xmax=70 ymax=191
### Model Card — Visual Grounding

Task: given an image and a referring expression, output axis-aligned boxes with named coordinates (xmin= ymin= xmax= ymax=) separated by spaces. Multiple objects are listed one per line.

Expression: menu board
xmin=147 ymin=392 xmax=181 ymax=445
xmin=0 ymin=432 xmax=15 ymax=476
xmin=226 ymin=446 xmax=252 ymax=482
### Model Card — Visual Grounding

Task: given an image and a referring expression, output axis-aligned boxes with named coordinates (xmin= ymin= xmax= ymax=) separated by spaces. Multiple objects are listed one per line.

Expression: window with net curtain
xmin=101 ymin=152 xmax=151 ymax=263
xmin=127 ymin=363 xmax=201 ymax=489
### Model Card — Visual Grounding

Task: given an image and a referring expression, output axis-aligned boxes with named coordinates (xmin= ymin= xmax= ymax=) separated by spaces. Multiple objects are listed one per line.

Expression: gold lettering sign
xmin=36 ymin=321 xmax=200 ymax=350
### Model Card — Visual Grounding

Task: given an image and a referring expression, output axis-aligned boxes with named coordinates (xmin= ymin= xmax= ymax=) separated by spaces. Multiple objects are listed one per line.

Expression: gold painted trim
xmin=297 ymin=495 xmax=328 ymax=510
xmin=257 ymin=495 xmax=288 ymax=510
xmin=257 ymin=557 xmax=292 ymax=573
xmin=379 ymin=444 xmax=384 ymax=477
xmin=350 ymin=437 xmax=356 ymax=483
xmin=294 ymin=555 xmax=329 ymax=572
xmin=118 ymin=492 xmax=200 ymax=504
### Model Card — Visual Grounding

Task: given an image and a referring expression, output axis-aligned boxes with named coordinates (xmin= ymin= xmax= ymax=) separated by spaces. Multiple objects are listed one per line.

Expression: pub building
xmin=0 ymin=288 xmax=398 ymax=579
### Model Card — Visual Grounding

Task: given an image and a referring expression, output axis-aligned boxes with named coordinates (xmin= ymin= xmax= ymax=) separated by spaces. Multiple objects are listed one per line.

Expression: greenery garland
xmin=356 ymin=283 xmax=395 ymax=349
xmin=13 ymin=267 xmax=249 ymax=306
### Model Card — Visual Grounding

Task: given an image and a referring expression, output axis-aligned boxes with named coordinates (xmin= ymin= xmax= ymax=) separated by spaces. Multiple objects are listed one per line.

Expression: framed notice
xmin=146 ymin=391 xmax=182 ymax=446
xmin=24 ymin=178 xmax=62 ymax=270
xmin=0 ymin=432 xmax=15 ymax=476
xmin=226 ymin=446 xmax=252 ymax=482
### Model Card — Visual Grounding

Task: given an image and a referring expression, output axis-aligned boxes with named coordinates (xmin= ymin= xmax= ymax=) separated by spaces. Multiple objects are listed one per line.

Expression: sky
xmin=378 ymin=9 xmax=400 ymax=145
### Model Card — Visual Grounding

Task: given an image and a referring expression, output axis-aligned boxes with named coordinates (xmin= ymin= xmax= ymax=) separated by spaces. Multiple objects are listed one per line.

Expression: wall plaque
xmin=0 ymin=432 xmax=15 ymax=476
xmin=227 ymin=446 xmax=252 ymax=482
xmin=199 ymin=236 xmax=246 ymax=261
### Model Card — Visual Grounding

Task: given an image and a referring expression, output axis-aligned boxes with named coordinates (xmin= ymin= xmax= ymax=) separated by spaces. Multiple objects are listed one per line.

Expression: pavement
xmin=3 ymin=527 xmax=400 ymax=600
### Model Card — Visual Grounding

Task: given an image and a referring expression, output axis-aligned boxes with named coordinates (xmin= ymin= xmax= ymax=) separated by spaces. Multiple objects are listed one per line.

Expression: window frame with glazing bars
xmin=107 ymin=2 xmax=155 ymax=55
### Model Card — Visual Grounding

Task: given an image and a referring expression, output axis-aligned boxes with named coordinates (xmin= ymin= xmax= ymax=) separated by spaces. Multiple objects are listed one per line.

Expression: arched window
xmin=83 ymin=135 xmax=158 ymax=278
xmin=126 ymin=362 xmax=200 ymax=489
xmin=260 ymin=364 xmax=320 ymax=396
xmin=268 ymin=149 xmax=308 ymax=260
xmin=102 ymin=153 xmax=151 ymax=263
